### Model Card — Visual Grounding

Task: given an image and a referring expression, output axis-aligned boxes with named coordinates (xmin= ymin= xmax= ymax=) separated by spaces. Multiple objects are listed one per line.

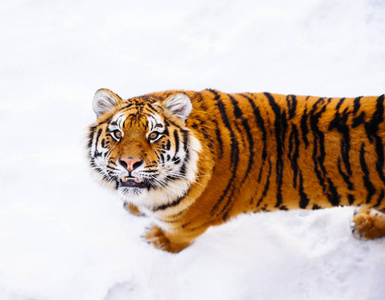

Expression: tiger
xmin=88 ymin=88 xmax=385 ymax=253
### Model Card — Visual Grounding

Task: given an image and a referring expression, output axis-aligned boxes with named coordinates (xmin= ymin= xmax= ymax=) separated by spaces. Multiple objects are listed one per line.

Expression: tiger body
xmin=88 ymin=89 xmax=385 ymax=252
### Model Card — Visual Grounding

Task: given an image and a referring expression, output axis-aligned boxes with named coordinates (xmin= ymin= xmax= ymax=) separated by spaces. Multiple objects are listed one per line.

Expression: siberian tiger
xmin=88 ymin=88 xmax=385 ymax=253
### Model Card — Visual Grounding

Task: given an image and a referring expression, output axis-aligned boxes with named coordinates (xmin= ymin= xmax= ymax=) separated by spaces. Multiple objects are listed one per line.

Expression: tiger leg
xmin=145 ymin=225 xmax=207 ymax=253
xmin=352 ymin=208 xmax=385 ymax=240
xmin=123 ymin=202 xmax=144 ymax=216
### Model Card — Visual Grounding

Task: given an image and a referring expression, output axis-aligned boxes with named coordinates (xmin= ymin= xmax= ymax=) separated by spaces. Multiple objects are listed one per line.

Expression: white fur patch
xmin=117 ymin=130 xmax=202 ymax=220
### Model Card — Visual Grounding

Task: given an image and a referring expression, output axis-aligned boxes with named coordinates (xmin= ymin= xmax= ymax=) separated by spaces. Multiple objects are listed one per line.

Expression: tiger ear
xmin=93 ymin=89 xmax=122 ymax=117
xmin=163 ymin=93 xmax=192 ymax=122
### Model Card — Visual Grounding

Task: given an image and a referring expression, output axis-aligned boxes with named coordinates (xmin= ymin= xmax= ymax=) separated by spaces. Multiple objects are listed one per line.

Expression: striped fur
xmin=88 ymin=89 xmax=385 ymax=252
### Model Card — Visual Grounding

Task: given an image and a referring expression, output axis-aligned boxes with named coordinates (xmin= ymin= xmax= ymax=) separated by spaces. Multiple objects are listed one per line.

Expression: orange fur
xmin=88 ymin=89 xmax=385 ymax=252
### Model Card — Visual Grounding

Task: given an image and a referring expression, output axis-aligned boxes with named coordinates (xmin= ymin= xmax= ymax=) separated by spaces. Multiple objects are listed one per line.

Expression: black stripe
xmin=152 ymin=196 xmax=184 ymax=211
xmin=164 ymin=118 xmax=175 ymax=129
xmin=165 ymin=139 xmax=171 ymax=151
xmin=228 ymin=95 xmax=247 ymax=152
xmin=206 ymin=89 xmax=221 ymax=100
xmin=326 ymin=178 xmax=341 ymax=206
xmin=360 ymin=143 xmax=376 ymax=204
xmin=154 ymin=150 xmax=161 ymax=161
xmin=328 ymin=98 xmax=352 ymax=177
xmin=222 ymin=204 xmax=233 ymax=221
xmin=298 ymin=171 xmax=309 ymax=208
xmin=374 ymin=134 xmax=385 ymax=184
xmin=166 ymin=174 xmax=180 ymax=181
xmin=181 ymin=129 xmax=189 ymax=153
xmin=233 ymin=120 xmax=247 ymax=160
xmin=337 ymin=158 xmax=354 ymax=190
xmin=162 ymin=120 xmax=170 ymax=136
xmin=374 ymin=190 xmax=384 ymax=208
xmin=229 ymin=95 xmax=254 ymax=184
xmin=220 ymin=98 xmax=253 ymax=217
xmin=365 ymin=95 xmax=385 ymax=184
xmin=206 ymin=91 xmax=225 ymax=158
xmin=178 ymin=129 xmax=190 ymax=177
xmin=365 ymin=95 xmax=384 ymax=141
xmin=159 ymin=209 xmax=186 ymax=223
xmin=240 ymin=94 xmax=267 ymax=183
xmin=108 ymin=158 xmax=117 ymax=166
xmin=310 ymin=98 xmax=327 ymax=191
xmin=200 ymin=123 xmax=210 ymax=140
xmin=217 ymin=96 xmax=240 ymax=169
xmin=88 ymin=127 xmax=95 ymax=148
xmin=219 ymin=188 xmax=236 ymax=221
xmin=288 ymin=124 xmax=300 ymax=188
xmin=352 ymin=96 xmax=385 ymax=186
xmin=210 ymin=96 xmax=240 ymax=215
xmin=348 ymin=194 xmax=354 ymax=205
xmin=173 ymin=130 xmax=180 ymax=155
xmin=287 ymin=123 xmax=310 ymax=209
xmin=241 ymin=118 xmax=255 ymax=183
xmin=264 ymin=92 xmax=287 ymax=208
xmin=328 ymin=98 xmax=354 ymax=192
xmin=228 ymin=94 xmax=243 ymax=119
xmin=94 ymin=129 xmax=103 ymax=157
xmin=352 ymin=112 xmax=365 ymax=128
xmin=300 ymin=106 xmax=309 ymax=148
xmin=214 ymin=121 xmax=224 ymax=159
xmin=353 ymin=96 xmax=362 ymax=114
xmin=145 ymin=104 xmax=159 ymax=114
xmin=95 ymin=128 xmax=103 ymax=146
xmin=286 ymin=94 xmax=297 ymax=120
xmin=310 ymin=98 xmax=340 ymax=206
xmin=256 ymin=160 xmax=272 ymax=208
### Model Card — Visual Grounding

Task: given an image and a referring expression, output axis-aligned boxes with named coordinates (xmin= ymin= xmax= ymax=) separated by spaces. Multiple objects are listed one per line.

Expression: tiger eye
xmin=113 ymin=130 xmax=122 ymax=139
xmin=149 ymin=132 xmax=159 ymax=140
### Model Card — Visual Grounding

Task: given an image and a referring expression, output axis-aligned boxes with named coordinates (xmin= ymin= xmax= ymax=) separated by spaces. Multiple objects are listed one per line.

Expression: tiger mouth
xmin=119 ymin=176 xmax=147 ymax=189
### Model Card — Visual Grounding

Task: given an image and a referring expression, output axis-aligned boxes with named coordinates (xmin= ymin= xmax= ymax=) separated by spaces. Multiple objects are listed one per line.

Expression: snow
xmin=1 ymin=0 xmax=385 ymax=299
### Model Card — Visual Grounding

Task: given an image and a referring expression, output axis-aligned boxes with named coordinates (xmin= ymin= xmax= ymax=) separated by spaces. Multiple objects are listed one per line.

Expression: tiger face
xmin=88 ymin=89 xmax=201 ymax=210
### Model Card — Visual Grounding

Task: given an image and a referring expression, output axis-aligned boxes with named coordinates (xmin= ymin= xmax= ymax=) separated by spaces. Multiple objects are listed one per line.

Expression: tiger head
xmin=88 ymin=89 xmax=201 ymax=209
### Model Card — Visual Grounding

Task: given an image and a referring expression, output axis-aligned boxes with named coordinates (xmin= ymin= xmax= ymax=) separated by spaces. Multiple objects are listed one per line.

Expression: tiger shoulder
xmin=88 ymin=89 xmax=385 ymax=253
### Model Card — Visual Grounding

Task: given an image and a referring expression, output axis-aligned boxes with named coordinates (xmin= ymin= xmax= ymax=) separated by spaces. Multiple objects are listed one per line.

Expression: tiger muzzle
xmin=120 ymin=176 xmax=147 ymax=188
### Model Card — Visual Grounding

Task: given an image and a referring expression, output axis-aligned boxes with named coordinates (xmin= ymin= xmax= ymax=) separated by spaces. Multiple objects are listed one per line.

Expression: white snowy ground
xmin=1 ymin=0 xmax=385 ymax=299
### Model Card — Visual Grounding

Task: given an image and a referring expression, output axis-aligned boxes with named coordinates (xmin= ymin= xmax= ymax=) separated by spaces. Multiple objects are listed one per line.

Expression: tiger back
xmin=88 ymin=88 xmax=385 ymax=253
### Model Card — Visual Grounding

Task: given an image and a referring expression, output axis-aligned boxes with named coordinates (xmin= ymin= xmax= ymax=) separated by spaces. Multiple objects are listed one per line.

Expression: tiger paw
xmin=145 ymin=225 xmax=172 ymax=251
xmin=144 ymin=225 xmax=189 ymax=253
xmin=352 ymin=208 xmax=385 ymax=240
xmin=123 ymin=202 xmax=144 ymax=216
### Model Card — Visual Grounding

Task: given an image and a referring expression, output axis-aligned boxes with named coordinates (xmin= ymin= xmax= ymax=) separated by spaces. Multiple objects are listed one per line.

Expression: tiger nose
xmin=119 ymin=157 xmax=143 ymax=171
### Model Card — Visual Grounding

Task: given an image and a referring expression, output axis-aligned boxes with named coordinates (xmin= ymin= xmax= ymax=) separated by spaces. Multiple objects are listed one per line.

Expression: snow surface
xmin=1 ymin=0 xmax=385 ymax=299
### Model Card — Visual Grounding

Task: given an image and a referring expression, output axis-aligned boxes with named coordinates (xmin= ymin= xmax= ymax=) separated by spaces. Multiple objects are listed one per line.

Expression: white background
xmin=1 ymin=0 xmax=385 ymax=299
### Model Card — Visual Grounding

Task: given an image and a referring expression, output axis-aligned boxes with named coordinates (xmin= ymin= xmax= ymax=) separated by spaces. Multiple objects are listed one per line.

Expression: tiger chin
xmin=88 ymin=88 xmax=385 ymax=253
